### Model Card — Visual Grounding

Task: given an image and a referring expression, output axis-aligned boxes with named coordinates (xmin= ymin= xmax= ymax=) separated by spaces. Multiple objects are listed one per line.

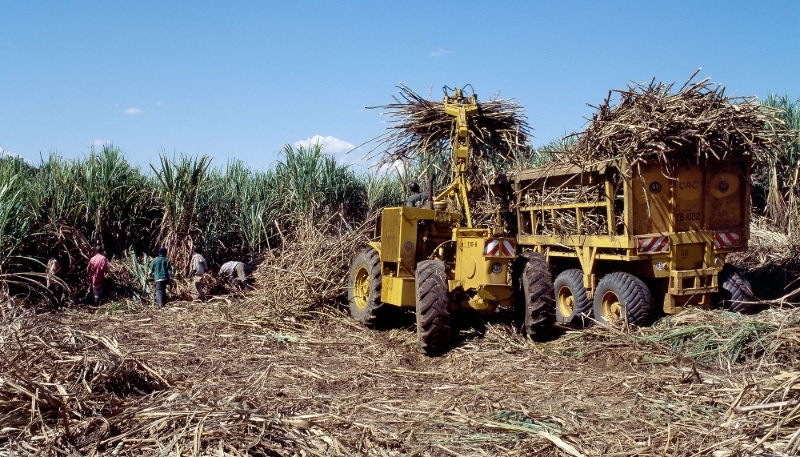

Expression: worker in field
xmin=188 ymin=246 xmax=208 ymax=301
xmin=406 ymin=182 xmax=429 ymax=208
xmin=148 ymin=247 xmax=173 ymax=307
xmin=86 ymin=246 xmax=109 ymax=306
xmin=46 ymin=252 xmax=63 ymax=304
xmin=219 ymin=260 xmax=248 ymax=290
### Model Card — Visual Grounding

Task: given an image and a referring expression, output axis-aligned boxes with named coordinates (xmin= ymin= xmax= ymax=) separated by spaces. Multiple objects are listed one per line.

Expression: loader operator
xmin=406 ymin=182 xmax=429 ymax=208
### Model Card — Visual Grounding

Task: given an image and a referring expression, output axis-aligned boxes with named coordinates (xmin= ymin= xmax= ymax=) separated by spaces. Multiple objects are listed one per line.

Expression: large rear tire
xmin=514 ymin=252 xmax=556 ymax=338
xmin=554 ymin=269 xmax=592 ymax=327
xmin=415 ymin=260 xmax=451 ymax=356
xmin=593 ymin=272 xmax=654 ymax=326
xmin=348 ymin=248 xmax=386 ymax=328
xmin=717 ymin=265 xmax=758 ymax=314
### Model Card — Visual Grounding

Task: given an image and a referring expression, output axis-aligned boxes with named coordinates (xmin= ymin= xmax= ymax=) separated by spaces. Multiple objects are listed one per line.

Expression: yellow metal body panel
xmin=674 ymin=243 xmax=704 ymax=270
xmin=458 ymin=284 xmax=514 ymax=313
xmin=517 ymin=234 xmax=632 ymax=250
xmin=368 ymin=241 xmax=381 ymax=255
xmin=380 ymin=206 xmax=459 ymax=276
xmin=633 ymin=168 xmax=673 ymax=234
xmin=451 ymin=227 xmax=514 ymax=312
xmin=453 ymin=228 xmax=511 ymax=287
xmin=381 ymin=207 xmax=421 ymax=277
xmin=674 ymin=165 xmax=704 ymax=232
xmin=377 ymin=205 xmax=461 ymax=307
xmin=381 ymin=276 xmax=417 ymax=307
xmin=629 ymin=161 xmax=749 ymax=237
xmin=706 ymin=161 xmax=748 ymax=234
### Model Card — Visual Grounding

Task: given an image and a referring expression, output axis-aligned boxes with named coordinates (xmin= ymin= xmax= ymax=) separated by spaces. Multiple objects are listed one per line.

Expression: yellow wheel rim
xmin=557 ymin=285 xmax=575 ymax=318
xmin=353 ymin=265 xmax=370 ymax=311
xmin=600 ymin=291 xmax=623 ymax=322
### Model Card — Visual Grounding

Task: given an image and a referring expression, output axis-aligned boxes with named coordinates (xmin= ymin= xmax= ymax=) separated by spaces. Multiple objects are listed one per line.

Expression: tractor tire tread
xmin=416 ymin=260 xmax=451 ymax=356
xmin=593 ymin=272 xmax=654 ymax=326
xmin=554 ymin=269 xmax=592 ymax=326
xmin=718 ymin=266 xmax=758 ymax=314
xmin=348 ymin=247 xmax=386 ymax=328
xmin=516 ymin=252 xmax=555 ymax=338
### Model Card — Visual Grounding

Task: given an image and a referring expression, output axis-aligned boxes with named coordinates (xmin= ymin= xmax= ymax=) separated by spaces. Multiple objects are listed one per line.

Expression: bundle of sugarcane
xmin=557 ymin=71 xmax=786 ymax=170
xmin=522 ymin=183 xmax=606 ymax=207
xmin=250 ymin=215 xmax=372 ymax=310
xmin=367 ymin=84 xmax=531 ymax=182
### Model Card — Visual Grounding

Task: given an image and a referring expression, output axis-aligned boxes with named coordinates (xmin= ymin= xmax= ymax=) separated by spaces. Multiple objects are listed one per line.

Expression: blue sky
xmin=1 ymin=1 xmax=798 ymax=171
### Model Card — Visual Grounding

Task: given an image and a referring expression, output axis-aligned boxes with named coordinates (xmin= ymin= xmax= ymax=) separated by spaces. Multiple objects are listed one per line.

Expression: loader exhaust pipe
xmin=426 ymin=174 xmax=434 ymax=210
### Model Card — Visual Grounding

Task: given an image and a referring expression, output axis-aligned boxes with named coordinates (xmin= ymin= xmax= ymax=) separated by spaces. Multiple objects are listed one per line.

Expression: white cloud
xmin=430 ymin=48 xmax=451 ymax=58
xmin=156 ymin=101 xmax=163 ymax=106
xmin=294 ymin=135 xmax=355 ymax=154
xmin=0 ymin=147 xmax=33 ymax=164
xmin=376 ymin=160 xmax=406 ymax=175
xmin=124 ymin=107 xmax=142 ymax=115
xmin=93 ymin=139 xmax=109 ymax=147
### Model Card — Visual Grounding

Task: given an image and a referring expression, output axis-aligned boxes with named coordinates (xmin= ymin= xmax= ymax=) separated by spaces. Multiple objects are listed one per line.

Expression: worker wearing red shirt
xmin=87 ymin=246 xmax=109 ymax=306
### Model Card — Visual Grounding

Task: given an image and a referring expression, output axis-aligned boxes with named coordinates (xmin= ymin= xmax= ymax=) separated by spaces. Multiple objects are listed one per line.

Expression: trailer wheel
xmin=717 ymin=265 xmax=758 ymax=314
xmin=416 ymin=260 xmax=451 ymax=356
xmin=593 ymin=272 xmax=654 ymax=326
xmin=348 ymin=247 xmax=386 ymax=328
xmin=515 ymin=252 xmax=556 ymax=338
xmin=554 ymin=269 xmax=592 ymax=327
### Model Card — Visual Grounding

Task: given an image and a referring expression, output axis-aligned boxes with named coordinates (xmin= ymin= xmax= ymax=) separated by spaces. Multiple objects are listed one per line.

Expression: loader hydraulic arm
xmin=435 ymin=88 xmax=478 ymax=227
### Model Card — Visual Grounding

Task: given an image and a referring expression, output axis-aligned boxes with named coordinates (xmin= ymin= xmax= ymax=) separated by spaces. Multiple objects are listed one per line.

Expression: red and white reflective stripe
xmin=501 ymin=239 xmax=516 ymax=256
xmin=714 ymin=231 xmax=742 ymax=248
xmin=484 ymin=239 xmax=500 ymax=256
xmin=484 ymin=239 xmax=516 ymax=257
xmin=637 ymin=236 xmax=669 ymax=253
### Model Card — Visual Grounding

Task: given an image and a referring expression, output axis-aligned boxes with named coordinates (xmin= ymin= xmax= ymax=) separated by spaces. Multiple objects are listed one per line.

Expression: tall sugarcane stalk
xmin=760 ymin=94 xmax=800 ymax=237
xmin=152 ymin=154 xmax=211 ymax=274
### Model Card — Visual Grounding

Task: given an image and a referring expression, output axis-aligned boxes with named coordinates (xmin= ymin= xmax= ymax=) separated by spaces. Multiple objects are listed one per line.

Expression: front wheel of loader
xmin=415 ymin=260 xmax=451 ymax=356
xmin=593 ymin=272 xmax=654 ymax=327
xmin=348 ymin=247 xmax=386 ymax=328
xmin=717 ymin=265 xmax=759 ymax=314
xmin=514 ymin=252 xmax=556 ymax=339
xmin=554 ymin=269 xmax=592 ymax=327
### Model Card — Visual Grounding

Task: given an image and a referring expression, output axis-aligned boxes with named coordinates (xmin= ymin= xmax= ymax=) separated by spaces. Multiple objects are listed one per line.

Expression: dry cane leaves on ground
xmin=2 ymin=299 xmax=800 ymax=457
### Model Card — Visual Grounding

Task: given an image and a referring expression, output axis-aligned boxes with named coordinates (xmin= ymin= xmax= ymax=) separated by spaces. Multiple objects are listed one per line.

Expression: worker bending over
xmin=219 ymin=260 xmax=248 ymax=290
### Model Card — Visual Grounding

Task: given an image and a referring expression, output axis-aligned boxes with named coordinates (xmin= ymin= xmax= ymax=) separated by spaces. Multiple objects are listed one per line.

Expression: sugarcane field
xmin=1 ymin=70 xmax=800 ymax=457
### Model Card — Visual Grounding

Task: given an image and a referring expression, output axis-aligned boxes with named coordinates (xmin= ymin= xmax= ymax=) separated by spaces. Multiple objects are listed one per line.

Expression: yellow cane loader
xmin=348 ymin=88 xmax=554 ymax=355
